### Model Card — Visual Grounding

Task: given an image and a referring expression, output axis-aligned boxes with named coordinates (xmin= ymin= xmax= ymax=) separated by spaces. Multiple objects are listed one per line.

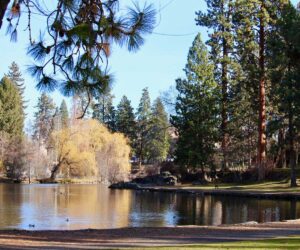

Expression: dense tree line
xmin=171 ymin=0 xmax=300 ymax=186
xmin=0 ymin=62 xmax=171 ymax=181
xmin=92 ymin=87 xmax=171 ymax=165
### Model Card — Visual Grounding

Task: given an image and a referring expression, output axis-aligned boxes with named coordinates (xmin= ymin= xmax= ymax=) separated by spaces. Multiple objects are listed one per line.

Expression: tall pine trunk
xmin=288 ymin=110 xmax=297 ymax=187
xmin=276 ymin=128 xmax=286 ymax=168
xmin=220 ymin=0 xmax=231 ymax=172
xmin=221 ymin=37 xmax=229 ymax=172
xmin=258 ymin=1 xmax=267 ymax=180
xmin=288 ymin=61 xmax=297 ymax=187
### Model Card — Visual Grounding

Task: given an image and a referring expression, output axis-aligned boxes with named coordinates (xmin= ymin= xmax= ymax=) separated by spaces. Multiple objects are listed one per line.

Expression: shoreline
xmin=2 ymin=178 xmax=300 ymax=200
xmin=135 ymin=185 xmax=300 ymax=200
xmin=0 ymin=220 xmax=300 ymax=249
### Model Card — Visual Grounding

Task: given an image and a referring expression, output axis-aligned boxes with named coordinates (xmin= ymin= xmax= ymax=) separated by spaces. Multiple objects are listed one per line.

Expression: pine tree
xmin=59 ymin=99 xmax=69 ymax=129
xmin=6 ymin=62 xmax=27 ymax=111
xmin=268 ymin=2 xmax=300 ymax=186
xmin=233 ymin=0 xmax=286 ymax=179
xmin=171 ymin=34 xmax=219 ymax=171
xmin=33 ymin=93 xmax=56 ymax=145
xmin=106 ymin=102 xmax=116 ymax=132
xmin=136 ymin=87 xmax=152 ymax=165
xmin=93 ymin=89 xmax=116 ymax=132
xmin=115 ymin=95 xmax=137 ymax=151
xmin=229 ymin=84 xmax=258 ymax=167
xmin=0 ymin=77 xmax=24 ymax=137
xmin=148 ymin=97 xmax=170 ymax=163
xmin=196 ymin=0 xmax=235 ymax=171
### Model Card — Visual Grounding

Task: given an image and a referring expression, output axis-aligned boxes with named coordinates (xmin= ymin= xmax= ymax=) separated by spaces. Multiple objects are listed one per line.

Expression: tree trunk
xmin=220 ymin=1 xmax=230 ymax=172
xmin=276 ymin=128 xmax=286 ymax=168
xmin=221 ymin=40 xmax=229 ymax=172
xmin=257 ymin=1 xmax=267 ymax=181
xmin=0 ymin=0 xmax=10 ymax=29
xmin=138 ymin=139 xmax=143 ymax=169
xmin=50 ymin=163 xmax=61 ymax=180
xmin=288 ymin=105 xmax=297 ymax=187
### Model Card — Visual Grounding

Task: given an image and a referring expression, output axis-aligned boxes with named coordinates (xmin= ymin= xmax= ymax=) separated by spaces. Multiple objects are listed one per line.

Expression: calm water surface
xmin=0 ymin=184 xmax=299 ymax=230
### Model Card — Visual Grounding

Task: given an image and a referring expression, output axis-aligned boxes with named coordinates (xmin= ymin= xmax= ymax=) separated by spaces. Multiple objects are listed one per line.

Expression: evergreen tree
xmin=196 ymin=0 xmax=235 ymax=171
xmin=93 ymin=89 xmax=116 ymax=132
xmin=115 ymin=95 xmax=137 ymax=151
xmin=171 ymin=34 xmax=219 ymax=171
xmin=59 ymin=99 xmax=69 ymax=129
xmin=233 ymin=0 xmax=286 ymax=179
xmin=0 ymin=77 xmax=24 ymax=137
xmin=136 ymin=87 xmax=152 ymax=165
xmin=106 ymin=102 xmax=116 ymax=132
xmin=268 ymin=2 xmax=300 ymax=186
xmin=229 ymin=85 xmax=258 ymax=167
xmin=6 ymin=62 xmax=27 ymax=111
xmin=33 ymin=93 xmax=56 ymax=145
xmin=148 ymin=97 xmax=170 ymax=163
xmin=6 ymin=62 xmax=25 ymax=95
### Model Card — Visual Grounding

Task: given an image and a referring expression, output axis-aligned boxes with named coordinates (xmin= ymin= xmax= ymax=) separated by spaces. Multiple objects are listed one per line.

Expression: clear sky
xmin=0 ymin=0 xmax=205 ymax=127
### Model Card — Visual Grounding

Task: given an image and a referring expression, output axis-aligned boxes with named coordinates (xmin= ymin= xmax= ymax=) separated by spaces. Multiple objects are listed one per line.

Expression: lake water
xmin=0 ymin=184 xmax=299 ymax=230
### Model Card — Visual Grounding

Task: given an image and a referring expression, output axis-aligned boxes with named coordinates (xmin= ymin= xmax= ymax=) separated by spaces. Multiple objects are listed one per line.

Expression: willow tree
xmin=1 ymin=1 xmax=156 ymax=115
xmin=50 ymin=119 xmax=130 ymax=181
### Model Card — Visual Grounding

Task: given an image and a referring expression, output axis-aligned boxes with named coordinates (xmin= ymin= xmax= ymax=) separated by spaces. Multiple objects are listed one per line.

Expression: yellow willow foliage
xmin=51 ymin=119 xmax=131 ymax=180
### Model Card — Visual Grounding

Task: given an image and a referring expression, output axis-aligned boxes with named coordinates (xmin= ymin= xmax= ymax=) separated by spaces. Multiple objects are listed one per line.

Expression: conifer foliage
xmin=115 ymin=95 xmax=137 ymax=151
xmin=171 ymin=34 xmax=219 ymax=171
xmin=148 ymin=97 xmax=170 ymax=163
xmin=59 ymin=99 xmax=69 ymax=129
xmin=33 ymin=93 xmax=56 ymax=145
xmin=0 ymin=77 xmax=24 ymax=137
xmin=6 ymin=62 xmax=27 ymax=111
xmin=1 ymin=0 xmax=156 ymax=114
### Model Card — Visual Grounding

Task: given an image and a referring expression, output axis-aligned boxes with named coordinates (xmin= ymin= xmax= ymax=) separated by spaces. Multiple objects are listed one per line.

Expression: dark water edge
xmin=0 ymin=183 xmax=299 ymax=230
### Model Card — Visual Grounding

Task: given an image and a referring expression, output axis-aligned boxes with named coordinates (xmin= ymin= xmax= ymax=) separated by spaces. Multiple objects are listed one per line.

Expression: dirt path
xmin=0 ymin=220 xmax=300 ymax=249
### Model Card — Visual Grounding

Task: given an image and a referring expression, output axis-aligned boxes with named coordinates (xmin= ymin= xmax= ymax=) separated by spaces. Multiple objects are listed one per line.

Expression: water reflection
xmin=0 ymin=184 xmax=299 ymax=230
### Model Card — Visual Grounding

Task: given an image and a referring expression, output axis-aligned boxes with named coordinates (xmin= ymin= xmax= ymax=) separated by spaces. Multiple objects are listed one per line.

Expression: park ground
xmin=0 ymin=220 xmax=300 ymax=249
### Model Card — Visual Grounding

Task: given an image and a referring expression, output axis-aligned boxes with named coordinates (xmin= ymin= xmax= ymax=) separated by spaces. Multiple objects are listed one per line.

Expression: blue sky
xmin=0 ymin=0 xmax=205 ymax=127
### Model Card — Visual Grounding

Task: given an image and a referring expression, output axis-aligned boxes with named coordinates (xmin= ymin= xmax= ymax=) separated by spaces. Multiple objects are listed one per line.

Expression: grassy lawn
xmin=133 ymin=237 xmax=300 ymax=249
xmin=176 ymin=180 xmax=300 ymax=193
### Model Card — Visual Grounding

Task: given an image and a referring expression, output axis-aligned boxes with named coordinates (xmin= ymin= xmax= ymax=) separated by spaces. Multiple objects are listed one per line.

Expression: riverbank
xmin=0 ymin=175 xmax=101 ymax=184
xmin=124 ymin=181 xmax=300 ymax=200
xmin=0 ymin=220 xmax=300 ymax=249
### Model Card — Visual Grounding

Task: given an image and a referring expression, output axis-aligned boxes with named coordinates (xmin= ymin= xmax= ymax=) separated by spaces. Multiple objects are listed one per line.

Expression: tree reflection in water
xmin=0 ymin=184 xmax=299 ymax=230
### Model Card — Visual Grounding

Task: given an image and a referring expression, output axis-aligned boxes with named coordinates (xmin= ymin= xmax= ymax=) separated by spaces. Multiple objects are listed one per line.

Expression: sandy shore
xmin=0 ymin=220 xmax=300 ymax=249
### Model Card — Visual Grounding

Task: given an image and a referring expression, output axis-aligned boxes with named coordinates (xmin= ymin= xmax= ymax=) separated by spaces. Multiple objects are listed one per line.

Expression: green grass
xmin=132 ymin=236 xmax=300 ymax=249
xmin=165 ymin=180 xmax=300 ymax=193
